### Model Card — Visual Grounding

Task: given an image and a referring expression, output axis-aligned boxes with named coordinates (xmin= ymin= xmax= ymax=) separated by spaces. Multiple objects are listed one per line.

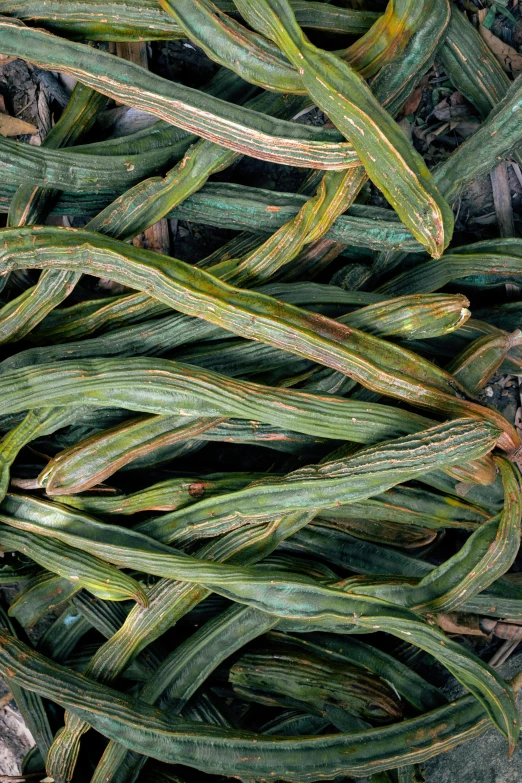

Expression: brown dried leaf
xmin=491 ymin=161 xmax=515 ymax=237
xmin=481 ymin=618 xmax=522 ymax=642
xmin=433 ymin=105 xmax=474 ymax=122
xmin=400 ymin=74 xmax=429 ymax=117
xmin=454 ymin=119 xmax=480 ymax=139
xmin=437 ymin=612 xmax=487 ymax=637
xmin=426 ymin=122 xmax=450 ymax=144
xmin=449 ymin=91 xmax=467 ymax=106
xmin=0 ymin=113 xmax=37 ymax=136
xmin=479 ymin=24 xmax=522 ymax=78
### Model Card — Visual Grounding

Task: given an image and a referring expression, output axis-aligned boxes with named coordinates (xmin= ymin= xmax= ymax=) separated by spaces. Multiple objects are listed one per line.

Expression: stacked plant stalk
xmin=0 ymin=2 xmax=520 ymax=782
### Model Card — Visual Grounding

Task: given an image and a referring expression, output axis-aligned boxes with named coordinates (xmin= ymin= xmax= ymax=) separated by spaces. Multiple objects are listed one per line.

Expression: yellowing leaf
xmin=0 ymin=113 xmax=37 ymax=137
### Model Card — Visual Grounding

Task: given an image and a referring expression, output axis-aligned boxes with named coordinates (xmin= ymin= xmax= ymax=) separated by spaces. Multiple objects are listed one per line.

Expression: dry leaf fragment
xmin=491 ymin=161 xmax=515 ymax=237
xmin=399 ymin=74 xmax=429 ymax=117
xmin=433 ymin=104 xmax=474 ymax=122
xmin=454 ymin=119 xmax=480 ymax=139
xmin=479 ymin=24 xmax=522 ymax=78
xmin=0 ymin=113 xmax=37 ymax=137
xmin=437 ymin=612 xmax=488 ymax=637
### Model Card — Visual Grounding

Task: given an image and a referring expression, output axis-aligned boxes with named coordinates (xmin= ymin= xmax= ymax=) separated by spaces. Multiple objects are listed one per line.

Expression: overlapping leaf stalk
xmin=0 ymin=3 xmax=521 ymax=783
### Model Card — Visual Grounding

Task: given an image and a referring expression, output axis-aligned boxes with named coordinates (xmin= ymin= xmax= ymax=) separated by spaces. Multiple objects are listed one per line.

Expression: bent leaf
xmin=234 ymin=0 xmax=453 ymax=256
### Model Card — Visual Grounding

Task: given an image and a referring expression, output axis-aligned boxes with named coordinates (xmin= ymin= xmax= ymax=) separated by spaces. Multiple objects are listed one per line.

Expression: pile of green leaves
xmin=0 ymin=1 xmax=521 ymax=781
